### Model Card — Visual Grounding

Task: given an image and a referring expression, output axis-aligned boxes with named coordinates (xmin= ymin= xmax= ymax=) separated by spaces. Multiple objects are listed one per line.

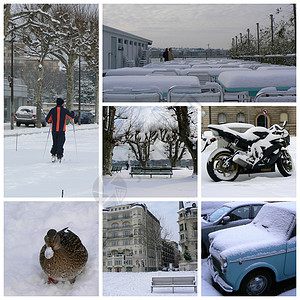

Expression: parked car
xmin=74 ymin=111 xmax=94 ymax=124
xmin=208 ymin=201 xmax=296 ymax=296
xmin=202 ymin=201 xmax=265 ymax=258
xmin=15 ymin=106 xmax=46 ymax=127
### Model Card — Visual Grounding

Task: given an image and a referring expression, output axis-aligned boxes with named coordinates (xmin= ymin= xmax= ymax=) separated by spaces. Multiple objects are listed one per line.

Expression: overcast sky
xmin=103 ymin=3 xmax=293 ymax=49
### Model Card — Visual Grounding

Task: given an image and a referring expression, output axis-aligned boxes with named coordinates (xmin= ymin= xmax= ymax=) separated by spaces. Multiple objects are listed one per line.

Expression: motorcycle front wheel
xmin=277 ymin=151 xmax=293 ymax=177
xmin=207 ymin=150 xmax=240 ymax=182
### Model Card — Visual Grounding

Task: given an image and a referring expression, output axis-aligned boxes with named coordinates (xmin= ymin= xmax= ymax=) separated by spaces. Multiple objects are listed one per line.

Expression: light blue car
xmin=208 ymin=202 xmax=296 ymax=296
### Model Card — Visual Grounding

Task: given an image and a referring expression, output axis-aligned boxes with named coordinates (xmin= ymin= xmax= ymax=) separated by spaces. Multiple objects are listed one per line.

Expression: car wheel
xmin=239 ymin=269 xmax=273 ymax=296
xmin=16 ymin=122 xmax=21 ymax=127
xmin=42 ymin=122 xmax=46 ymax=127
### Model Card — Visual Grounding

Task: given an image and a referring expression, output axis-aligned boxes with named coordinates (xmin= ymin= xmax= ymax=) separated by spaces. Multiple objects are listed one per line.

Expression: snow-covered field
xmin=201 ymin=137 xmax=296 ymax=197
xmin=4 ymin=124 xmax=99 ymax=197
xmin=4 ymin=201 xmax=99 ymax=296
xmin=103 ymin=270 xmax=198 ymax=296
xmin=103 ymin=168 xmax=197 ymax=198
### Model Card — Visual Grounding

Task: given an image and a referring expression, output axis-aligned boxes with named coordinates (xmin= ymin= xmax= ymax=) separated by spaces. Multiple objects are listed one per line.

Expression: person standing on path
xmin=163 ymin=48 xmax=169 ymax=61
xmin=168 ymin=48 xmax=174 ymax=61
xmin=46 ymin=98 xmax=74 ymax=162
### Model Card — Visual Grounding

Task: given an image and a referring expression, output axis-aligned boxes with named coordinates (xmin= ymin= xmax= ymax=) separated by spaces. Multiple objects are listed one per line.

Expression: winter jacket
xmin=46 ymin=105 xmax=74 ymax=132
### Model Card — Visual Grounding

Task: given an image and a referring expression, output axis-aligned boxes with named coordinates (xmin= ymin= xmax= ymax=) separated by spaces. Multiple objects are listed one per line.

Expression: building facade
xmin=177 ymin=202 xmax=198 ymax=271
xmin=161 ymin=239 xmax=180 ymax=269
xmin=103 ymin=203 xmax=161 ymax=272
xmin=201 ymin=106 xmax=296 ymax=136
xmin=103 ymin=25 xmax=152 ymax=70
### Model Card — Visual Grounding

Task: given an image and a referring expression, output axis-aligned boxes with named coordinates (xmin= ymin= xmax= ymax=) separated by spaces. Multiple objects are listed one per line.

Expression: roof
xmin=103 ymin=25 xmax=152 ymax=45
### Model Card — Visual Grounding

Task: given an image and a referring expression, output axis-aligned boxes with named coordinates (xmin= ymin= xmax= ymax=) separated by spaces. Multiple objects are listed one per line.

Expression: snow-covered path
xmin=4 ymin=124 xmax=99 ymax=198
xmin=103 ymin=270 xmax=198 ymax=296
xmin=103 ymin=168 xmax=197 ymax=198
xmin=201 ymin=137 xmax=296 ymax=198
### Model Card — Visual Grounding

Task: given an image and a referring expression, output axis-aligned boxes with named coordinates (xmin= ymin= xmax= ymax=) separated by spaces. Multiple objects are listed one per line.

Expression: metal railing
xmin=167 ymin=82 xmax=224 ymax=102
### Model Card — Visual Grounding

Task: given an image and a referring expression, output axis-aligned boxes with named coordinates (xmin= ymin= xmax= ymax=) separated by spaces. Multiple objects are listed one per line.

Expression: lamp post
xmin=78 ymin=55 xmax=81 ymax=125
xmin=10 ymin=28 xmax=15 ymax=130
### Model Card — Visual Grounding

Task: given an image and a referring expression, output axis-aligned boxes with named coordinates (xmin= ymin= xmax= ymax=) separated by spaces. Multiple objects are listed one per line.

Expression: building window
xmin=180 ymin=234 xmax=184 ymax=240
xmin=130 ymin=41 xmax=133 ymax=45
xmin=118 ymin=38 xmax=123 ymax=43
xmin=107 ymin=260 xmax=112 ymax=266
xmin=179 ymin=224 xmax=184 ymax=231
xmin=237 ymin=113 xmax=245 ymax=123
xmin=124 ymin=230 xmax=130 ymax=237
xmin=124 ymin=40 xmax=128 ymax=44
xmin=134 ymin=42 xmax=137 ymax=46
xmin=114 ymin=260 xmax=122 ymax=265
xmin=111 ymin=223 xmax=118 ymax=228
xmin=124 ymin=239 xmax=130 ymax=246
xmin=123 ymin=222 xmax=130 ymax=227
xmin=111 ymin=240 xmax=118 ymax=246
xmin=218 ymin=113 xmax=226 ymax=124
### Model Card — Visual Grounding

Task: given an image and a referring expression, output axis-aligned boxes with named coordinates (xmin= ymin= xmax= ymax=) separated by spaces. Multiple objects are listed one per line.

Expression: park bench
xmin=151 ymin=276 xmax=197 ymax=293
xmin=111 ymin=165 xmax=122 ymax=173
xmin=129 ymin=166 xmax=173 ymax=178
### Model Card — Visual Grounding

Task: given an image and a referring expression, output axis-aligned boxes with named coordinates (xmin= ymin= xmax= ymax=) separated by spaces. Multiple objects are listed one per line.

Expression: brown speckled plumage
xmin=40 ymin=227 xmax=88 ymax=282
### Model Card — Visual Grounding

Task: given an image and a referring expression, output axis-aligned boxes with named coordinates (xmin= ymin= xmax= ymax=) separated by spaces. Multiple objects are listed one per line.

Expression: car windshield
xmin=207 ymin=205 xmax=232 ymax=222
xmin=20 ymin=108 xmax=32 ymax=113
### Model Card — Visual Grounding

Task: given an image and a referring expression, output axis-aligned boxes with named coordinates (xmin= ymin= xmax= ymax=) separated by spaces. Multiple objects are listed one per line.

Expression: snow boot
xmin=51 ymin=155 xmax=56 ymax=163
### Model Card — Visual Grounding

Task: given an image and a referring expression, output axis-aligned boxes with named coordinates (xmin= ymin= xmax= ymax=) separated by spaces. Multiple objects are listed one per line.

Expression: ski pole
xmin=72 ymin=119 xmax=78 ymax=159
xmin=43 ymin=126 xmax=51 ymax=158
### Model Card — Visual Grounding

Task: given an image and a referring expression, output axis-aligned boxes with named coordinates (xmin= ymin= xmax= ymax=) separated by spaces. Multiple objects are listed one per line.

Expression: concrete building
xmin=201 ymin=106 xmax=296 ymax=136
xmin=103 ymin=25 xmax=152 ymax=70
xmin=177 ymin=202 xmax=198 ymax=271
xmin=103 ymin=203 xmax=161 ymax=272
xmin=161 ymin=239 xmax=180 ymax=269
xmin=4 ymin=79 xmax=28 ymax=122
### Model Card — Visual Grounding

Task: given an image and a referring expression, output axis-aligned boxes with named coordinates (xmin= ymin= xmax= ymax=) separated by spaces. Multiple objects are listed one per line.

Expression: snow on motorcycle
xmin=202 ymin=121 xmax=293 ymax=182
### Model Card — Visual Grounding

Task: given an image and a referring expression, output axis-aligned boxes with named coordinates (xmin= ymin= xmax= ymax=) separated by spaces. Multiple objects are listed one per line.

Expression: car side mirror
xmin=222 ymin=216 xmax=230 ymax=225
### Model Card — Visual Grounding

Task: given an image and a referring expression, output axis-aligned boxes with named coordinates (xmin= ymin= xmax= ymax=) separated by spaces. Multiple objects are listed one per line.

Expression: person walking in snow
xmin=46 ymin=98 xmax=74 ymax=162
xmin=162 ymin=48 xmax=169 ymax=61
xmin=168 ymin=48 xmax=174 ymax=61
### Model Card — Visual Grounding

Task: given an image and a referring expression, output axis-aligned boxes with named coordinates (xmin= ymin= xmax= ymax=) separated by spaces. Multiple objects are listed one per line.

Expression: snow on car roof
xmin=217 ymin=69 xmax=296 ymax=89
xmin=210 ymin=202 xmax=295 ymax=258
xmin=222 ymin=201 xmax=266 ymax=209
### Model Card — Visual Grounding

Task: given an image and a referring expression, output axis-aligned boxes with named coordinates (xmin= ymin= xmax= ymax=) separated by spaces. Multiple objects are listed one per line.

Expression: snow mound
xmin=45 ymin=247 xmax=54 ymax=259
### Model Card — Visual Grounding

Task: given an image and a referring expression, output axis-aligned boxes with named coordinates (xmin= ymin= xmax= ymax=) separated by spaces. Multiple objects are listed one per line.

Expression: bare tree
xmin=158 ymin=126 xmax=186 ymax=167
xmin=169 ymin=106 xmax=198 ymax=174
xmin=125 ymin=128 xmax=158 ymax=167
xmin=103 ymin=106 xmax=134 ymax=175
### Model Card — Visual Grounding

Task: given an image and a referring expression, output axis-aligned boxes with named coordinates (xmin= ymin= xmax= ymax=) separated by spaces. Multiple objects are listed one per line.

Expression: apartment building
xmin=161 ymin=239 xmax=180 ymax=269
xmin=103 ymin=203 xmax=161 ymax=272
xmin=177 ymin=201 xmax=198 ymax=271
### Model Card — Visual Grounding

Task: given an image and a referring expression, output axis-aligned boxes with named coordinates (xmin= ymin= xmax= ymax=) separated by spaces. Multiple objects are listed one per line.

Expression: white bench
xmin=151 ymin=276 xmax=197 ymax=293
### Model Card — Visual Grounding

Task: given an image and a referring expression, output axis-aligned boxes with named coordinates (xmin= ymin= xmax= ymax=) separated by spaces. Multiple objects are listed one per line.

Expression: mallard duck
xmin=40 ymin=227 xmax=88 ymax=284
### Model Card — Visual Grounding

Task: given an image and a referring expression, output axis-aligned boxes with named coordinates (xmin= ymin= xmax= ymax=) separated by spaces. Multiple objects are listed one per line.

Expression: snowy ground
xmin=103 ymin=270 xmax=198 ymax=296
xmin=103 ymin=168 xmax=197 ymax=198
xmin=4 ymin=201 xmax=99 ymax=296
xmin=201 ymin=259 xmax=296 ymax=296
xmin=4 ymin=124 xmax=99 ymax=197
xmin=201 ymin=137 xmax=296 ymax=198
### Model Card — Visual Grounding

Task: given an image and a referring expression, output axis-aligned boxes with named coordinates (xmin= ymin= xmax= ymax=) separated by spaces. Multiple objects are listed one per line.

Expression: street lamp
xmin=10 ymin=27 xmax=15 ymax=130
